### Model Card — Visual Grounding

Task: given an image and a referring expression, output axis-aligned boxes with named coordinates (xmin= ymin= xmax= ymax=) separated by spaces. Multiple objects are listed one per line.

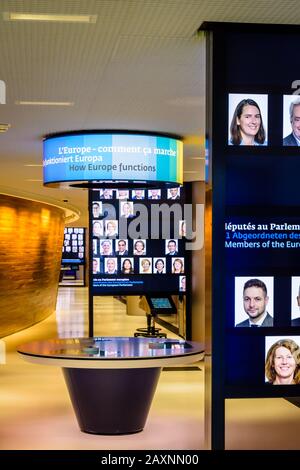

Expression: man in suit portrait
xmin=115 ymin=239 xmax=128 ymax=256
xmin=283 ymin=97 xmax=300 ymax=146
xmin=148 ymin=189 xmax=161 ymax=199
xmin=236 ymin=278 xmax=273 ymax=327
xmin=292 ymin=284 xmax=300 ymax=326
xmin=165 ymin=239 xmax=178 ymax=256
xmin=168 ymin=187 xmax=180 ymax=200
xmin=92 ymin=202 xmax=102 ymax=218
xmin=105 ymin=258 xmax=118 ymax=274
xmin=132 ymin=189 xmax=145 ymax=200
xmin=100 ymin=189 xmax=113 ymax=199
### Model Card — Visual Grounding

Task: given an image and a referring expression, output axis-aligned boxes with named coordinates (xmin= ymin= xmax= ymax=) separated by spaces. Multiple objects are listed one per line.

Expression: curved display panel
xmin=43 ymin=132 xmax=183 ymax=187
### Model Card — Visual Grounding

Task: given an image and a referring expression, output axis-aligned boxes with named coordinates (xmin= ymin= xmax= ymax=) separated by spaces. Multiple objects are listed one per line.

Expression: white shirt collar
xmin=249 ymin=310 xmax=268 ymax=327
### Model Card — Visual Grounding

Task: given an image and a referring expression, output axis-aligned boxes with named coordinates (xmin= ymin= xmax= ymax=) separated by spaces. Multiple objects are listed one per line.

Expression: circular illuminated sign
xmin=43 ymin=132 xmax=183 ymax=188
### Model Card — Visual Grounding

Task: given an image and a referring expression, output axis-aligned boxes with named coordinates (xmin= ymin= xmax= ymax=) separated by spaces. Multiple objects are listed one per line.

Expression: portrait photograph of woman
xmin=172 ymin=257 xmax=184 ymax=274
xmin=139 ymin=257 xmax=152 ymax=274
xmin=121 ymin=257 xmax=134 ymax=274
xmin=153 ymin=258 xmax=166 ymax=274
xmin=265 ymin=336 xmax=300 ymax=385
xmin=228 ymin=93 xmax=268 ymax=146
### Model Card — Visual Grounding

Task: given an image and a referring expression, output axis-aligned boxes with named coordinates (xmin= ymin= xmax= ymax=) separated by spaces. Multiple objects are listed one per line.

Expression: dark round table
xmin=18 ymin=336 xmax=203 ymax=435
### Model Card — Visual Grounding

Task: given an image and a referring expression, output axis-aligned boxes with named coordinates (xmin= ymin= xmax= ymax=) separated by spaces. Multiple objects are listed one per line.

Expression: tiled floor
xmin=1 ymin=287 xmax=300 ymax=450
xmin=0 ymin=288 xmax=204 ymax=450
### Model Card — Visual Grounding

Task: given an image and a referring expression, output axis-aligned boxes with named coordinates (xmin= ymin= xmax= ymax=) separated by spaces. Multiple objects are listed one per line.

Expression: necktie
xmin=250 ymin=324 xmax=259 ymax=327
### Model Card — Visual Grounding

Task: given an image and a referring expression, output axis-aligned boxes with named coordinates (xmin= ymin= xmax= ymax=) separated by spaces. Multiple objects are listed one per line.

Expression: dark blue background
xmin=212 ymin=28 xmax=300 ymax=397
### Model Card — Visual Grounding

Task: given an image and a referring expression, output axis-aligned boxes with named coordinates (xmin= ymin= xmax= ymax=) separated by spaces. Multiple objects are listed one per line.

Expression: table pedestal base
xmin=62 ymin=367 xmax=161 ymax=434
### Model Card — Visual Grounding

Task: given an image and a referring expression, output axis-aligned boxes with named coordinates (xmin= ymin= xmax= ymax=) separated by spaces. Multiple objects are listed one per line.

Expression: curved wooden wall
xmin=0 ymin=194 xmax=65 ymax=338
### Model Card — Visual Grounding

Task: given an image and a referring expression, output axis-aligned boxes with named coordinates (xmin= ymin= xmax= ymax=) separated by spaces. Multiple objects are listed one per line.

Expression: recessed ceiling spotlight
xmin=0 ymin=123 xmax=11 ymax=133
xmin=3 ymin=12 xmax=97 ymax=23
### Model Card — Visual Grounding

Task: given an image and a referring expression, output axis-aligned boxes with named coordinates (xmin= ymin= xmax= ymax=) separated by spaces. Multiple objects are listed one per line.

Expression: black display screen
xmin=225 ymin=211 xmax=300 ymax=395
xmin=206 ymin=24 xmax=300 ymax=398
xmin=146 ymin=295 xmax=177 ymax=314
xmin=150 ymin=298 xmax=172 ymax=309
xmin=61 ymin=227 xmax=85 ymax=264
xmin=89 ymin=187 xmax=187 ymax=295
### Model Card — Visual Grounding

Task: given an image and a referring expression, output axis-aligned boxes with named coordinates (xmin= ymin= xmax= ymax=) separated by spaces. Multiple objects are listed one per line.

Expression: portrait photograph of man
xmin=283 ymin=95 xmax=300 ymax=146
xmin=234 ymin=276 xmax=274 ymax=327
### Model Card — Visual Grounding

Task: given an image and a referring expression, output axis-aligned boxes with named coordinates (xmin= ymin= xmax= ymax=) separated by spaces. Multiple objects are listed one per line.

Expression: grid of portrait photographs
xmin=62 ymin=227 xmax=85 ymax=263
xmin=223 ymin=212 xmax=300 ymax=395
xmin=90 ymin=187 xmax=186 ymax=295
xmin=213 ymin=29 xmax=300 ymax=401
xmin=228 ymin=93 xmax=300 ymax=147
xmin=222 ymin=272 xmax=300 ymax=393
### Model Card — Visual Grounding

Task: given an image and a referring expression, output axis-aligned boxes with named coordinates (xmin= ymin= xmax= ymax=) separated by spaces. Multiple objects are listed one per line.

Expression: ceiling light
xmin=0 ymin=123 xmax=11 ymax=133
xmin=24 ymin=164 xmax=43 ymax=167
xmin=3 ymin=12 xmax=97 ymax=23
xmin=15 ymin=100 xmax=74 ymax=106
xmin=190 ymin=157 xmax=205 ymax=160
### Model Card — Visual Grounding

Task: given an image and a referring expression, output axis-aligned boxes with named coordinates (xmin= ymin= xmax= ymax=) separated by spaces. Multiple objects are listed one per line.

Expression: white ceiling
xmin=1 ymin=0 xmax=300 ymax=225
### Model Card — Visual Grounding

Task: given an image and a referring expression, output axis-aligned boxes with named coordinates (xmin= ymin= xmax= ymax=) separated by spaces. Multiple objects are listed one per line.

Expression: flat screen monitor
xmin=62 ymin=227 xmax=86 ymax=264
xmin=146 ymin=295 xmax=177 ymax=314
xmin=204 ymin=23 xmax=300 ymax=399
xmin=90 ymin=187 xmax=187 ymax=295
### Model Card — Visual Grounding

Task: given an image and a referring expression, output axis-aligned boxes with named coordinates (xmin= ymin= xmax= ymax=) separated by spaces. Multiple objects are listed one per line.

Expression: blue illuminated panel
xmin=43 ymin=133 xmax=183 ymax=186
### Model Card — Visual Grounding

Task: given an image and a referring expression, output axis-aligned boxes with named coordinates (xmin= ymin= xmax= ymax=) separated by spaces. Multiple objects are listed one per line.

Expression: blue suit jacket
xmin=115 ymin=250 xmax=129 ymax=256
xmin=283 ymin=133 xmax=298 ymax=146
